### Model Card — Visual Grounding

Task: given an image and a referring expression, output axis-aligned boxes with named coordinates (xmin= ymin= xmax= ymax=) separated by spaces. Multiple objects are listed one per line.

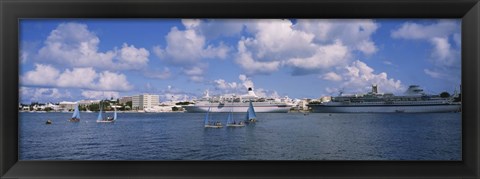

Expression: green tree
xmin=89 ymin=103 xmax=100 ymax=111
xmin=175 ymin=101 xmax=191 ymax=105
xmin=308 ymin=101 xmax=322 ymax=104
xmin=440 ymin=92 xmax=451 ymax=98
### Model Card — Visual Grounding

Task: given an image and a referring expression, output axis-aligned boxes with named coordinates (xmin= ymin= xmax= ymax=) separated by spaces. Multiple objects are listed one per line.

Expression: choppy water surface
xmin=19 ymin=112 xmax=461 ymax=160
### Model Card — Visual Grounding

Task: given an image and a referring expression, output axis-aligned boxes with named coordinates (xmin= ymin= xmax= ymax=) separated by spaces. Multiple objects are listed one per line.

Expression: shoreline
xmin=19 ymin=110 xmax=186 ymax=113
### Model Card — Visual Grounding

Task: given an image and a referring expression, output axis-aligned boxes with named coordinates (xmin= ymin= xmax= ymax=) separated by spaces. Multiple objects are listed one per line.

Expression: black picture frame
xmin=1 ymin=0 xmax=479 ymax=178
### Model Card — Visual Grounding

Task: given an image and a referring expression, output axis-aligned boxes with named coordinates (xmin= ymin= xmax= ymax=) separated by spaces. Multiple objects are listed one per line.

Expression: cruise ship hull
xmin=308 ymin=104 xmax=461 ymax=113
xmin=183 ymin=104 xmax=292 ymax=113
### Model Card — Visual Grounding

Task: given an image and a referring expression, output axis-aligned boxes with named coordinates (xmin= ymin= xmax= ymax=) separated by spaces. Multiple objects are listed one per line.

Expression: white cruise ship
xmin=182 ymin=88 xmax=294 ymax=113
xmin=307 ymin=85 xmax=461 ymax=113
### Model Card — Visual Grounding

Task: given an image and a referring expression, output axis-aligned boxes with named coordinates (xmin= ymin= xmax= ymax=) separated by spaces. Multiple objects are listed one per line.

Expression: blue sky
xmin=19 ymin=19 xmax=461 ymax=103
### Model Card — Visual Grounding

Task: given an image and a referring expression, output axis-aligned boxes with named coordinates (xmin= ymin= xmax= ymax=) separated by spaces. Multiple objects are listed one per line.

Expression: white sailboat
xmin=69 ymin=104 xmax=80 ymax=122
xmin=226 ymin=109 xmax=244 ymax=127
xmin=204 ymin=107 xmax=222 ymax=128
xmin=245 ymin=101 xmax=257 ymax=123
xmin=96 ymin=100 xmax=116 ymax=123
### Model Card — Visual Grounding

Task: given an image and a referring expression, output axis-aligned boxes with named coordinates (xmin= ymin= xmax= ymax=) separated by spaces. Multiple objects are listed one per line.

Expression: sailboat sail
xmin=96 ymin=100 xmax=116 ymax=123
xmin=113 ymin=107 xmax=117 ymax=120
xmin=204 ymin=107 xmax=210 ymax=125
xmin=246 ymin=101 xmax=256 ymax=120
xmin=97 ymin=101 xmax=103 ymax=121
xmin=72 ymin=104 xmax=80 ymax=119
xmin=227 ymin=111 xmax=232 ymax=124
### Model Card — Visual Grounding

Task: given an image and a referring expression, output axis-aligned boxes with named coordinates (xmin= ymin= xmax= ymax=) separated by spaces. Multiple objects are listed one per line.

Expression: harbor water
xmin=19 ymin=112 xmax=461 ymax=160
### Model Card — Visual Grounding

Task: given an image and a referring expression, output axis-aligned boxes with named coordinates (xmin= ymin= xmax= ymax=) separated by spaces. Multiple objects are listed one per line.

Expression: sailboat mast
xmin=113 ymin=107 xmax=117 ymax=120
xmin=97 ymin=100 xmax=103 ymax=121
xmin=204 ymin=107 xmax=210 ymax=125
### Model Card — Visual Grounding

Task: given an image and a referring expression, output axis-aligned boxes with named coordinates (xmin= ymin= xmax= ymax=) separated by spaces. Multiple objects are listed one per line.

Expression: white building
xmin=119 ymin=96 xmax=132 ymax=104
xmin=45 ymin=103 xmax=60 ymax=111
xmin=132 ymin=94 xmax=159 ymax=110
xmin=297 ymin=99 xmax=309 ymax=111
xmin=59 ymin=101 xmax=77 ymax=111
xmin=77 ymin=100 xmax=100 ymax=106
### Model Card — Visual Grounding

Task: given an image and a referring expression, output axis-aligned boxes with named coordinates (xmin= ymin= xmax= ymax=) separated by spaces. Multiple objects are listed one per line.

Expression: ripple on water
xmin=19 ymin=112 xmax=461 ymax=160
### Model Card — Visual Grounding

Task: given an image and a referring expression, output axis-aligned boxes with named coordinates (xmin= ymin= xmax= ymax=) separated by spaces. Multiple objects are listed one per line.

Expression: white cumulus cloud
xmin=184 ymin=19 xmax=245 ymax=39
xmin=214 ymin=79 xmax=238 ymax=90
xmin=323 ymin=60 xmax=404 ymax=95
xmin=286 ymin=40 xmax=350 ymax=72
xmin=189 ymin=76 xmax=204 ymax=83
xmin=238 ymin=74 xmax=254 ymax=89
xmin=21 ymin=64 xmax=60 ymax=86
xmin=253 ymin=88 xmax=280 ymax=98
xmin=424 ymin=69 xmax=443 ymax=79
xmin=391 ymin=20 xmax=460 ymax=81
xmin=36 ymin=22 xmax=150 ymax=70
xmin=342 ymin=60 xmax=404 ymax=94
xmin=209 ymin=74 xmax=280 ymax=98
xmin=153 ymin=20 xmax=232 ymax=81
xmin=20 ymin=87 xmax=72 ymax=103
xmin=81 ymin=90 xmax=119 ymax=99
xmin=242 ymin=19 xmax=317 ymax=61
xmin=57 ymin=67 xmax=97 ymax=88
xmin=391 ymin=20 xmax=457 ymax=40
xmin=144 ymin=67 xmax=171 ymax=80
xmin=37 ymin=23 xmax=114 ymax=68
xmin=183 ymin=66 xmax=204 ymax=76
xmin=116 ymin=43 xmax=150 ymax=69
xmin=21 ymin=64 xmax=133 ymax=91
xmin=235 ymin=19 xmax=378 ymax=75
xmin=322 ymin=72 xmax=343 ymax=81
xmin=152 ymin=19 xmax=380 ymax=79
xmin=429 ymin=37 xmax=458 ymax=67
xmin=96 ymin=71 xmax=133 ymax=91
xmin=236 ymin=40 xmax=282 ymax=74
xmin=155 ymin=26 xmax=229 ymax=64
xmin=295 ymin=19 xmax=379 ymax=55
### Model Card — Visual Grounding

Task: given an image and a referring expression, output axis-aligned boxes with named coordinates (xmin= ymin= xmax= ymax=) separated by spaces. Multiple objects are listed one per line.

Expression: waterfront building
xmin=119 ymin=96 xmax=132 ymax=104
xmin=21 ymin=106 xmax=30 ymax=111
xmin=297 ymin=99 xmax=312 ymax=111
xmin=45 ymin=103 xmax=60 ymax=111
xmin=77 ymin=100 xmax=101 ymax=106
xmin=132 ymin=94 xmax=159 ymax=110
xmin=59 ymin=101 xmax=77 ymax=111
